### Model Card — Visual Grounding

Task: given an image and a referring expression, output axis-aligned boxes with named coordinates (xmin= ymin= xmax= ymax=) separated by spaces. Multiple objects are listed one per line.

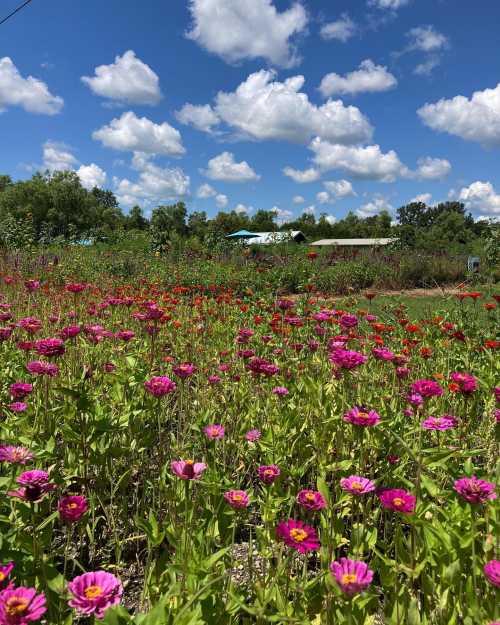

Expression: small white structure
xmin=246 ymin=231 xmax=306 ymax=245
xmin=311 ymin=238 xmax=398 ymax=247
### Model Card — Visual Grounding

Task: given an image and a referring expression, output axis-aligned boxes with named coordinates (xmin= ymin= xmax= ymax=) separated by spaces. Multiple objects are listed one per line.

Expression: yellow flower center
xmin=6 ymin=598 xmax=29 ymax=615
xmin=351 ymin=481 xmax=363 ymax=490
xmin=185 ymin=460 xmax=194 ymax=465
xmin=0 ymin=573 xmax=5 ymax=582
xmin=68 ymin=503 xmax=78 ymax=509
xmin=264 ymin=469 xmax=274 ymax=476
xmin=305 ymin=492 xmax=316 ymax=501
xmin=393 ymin=497 xmax=404 ymax=507
xmin=359 ymin=412 xmax=369 ymax=419
xmin=84 ymin=585 xmax=103 ymax=599
xmin=232 ymin=494 xmax=243 ymax=501
xmin=342 ymin=573 xmax=357 ymax=584
xmin=290 ymin=528 xmax=308 ymax=542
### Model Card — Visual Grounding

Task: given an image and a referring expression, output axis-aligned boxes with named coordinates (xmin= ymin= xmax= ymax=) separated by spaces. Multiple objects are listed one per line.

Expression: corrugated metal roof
xmin=310 ymin=238 xmax=398 ymax=246
xmin=246 ymin=231 xmax=305 ymax=244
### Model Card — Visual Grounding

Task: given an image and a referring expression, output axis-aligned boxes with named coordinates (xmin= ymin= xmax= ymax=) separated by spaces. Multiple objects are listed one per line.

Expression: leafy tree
xmin=188 ymin=211 xmax=208 ymax=239
xmin=0 ymin=175 xmax=12 ymax=193
xmin=126 ymin=205 xmax=149 ymax=230
xmin=250 ymin=210 xmax=277 ymax=232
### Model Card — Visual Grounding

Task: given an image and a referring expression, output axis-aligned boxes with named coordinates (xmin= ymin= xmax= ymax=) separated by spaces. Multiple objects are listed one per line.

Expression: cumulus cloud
xmin=186 ymin=0 xmax=307 ymax=68
xmin=0 ymin=56 xmax=63 ymax=114
xmin=197 ymin=183 xmax=216 ymax=198
xmin=319 ymin=179 xmax=356 ymax=203
xmin=309 ymin=138 xmax=409 ymax=182
xmin=283 ymin=166 xmax=321 ymax=183
xmin=76 ymin=163 xmax=107 ymax=190
xmin=356 ymin=195 xmax=394 ymax=218
xmin=292 ymin=195 xmax=305 ymax=204
xmin=178 ymin=70 xmax=373 ymax=145
xmin=367 ymin=0 xmax=410 ymax=9
xmin=316 ymin=192 xmax=330 ymax=204
xmin=43 ymin=141 xmax=78 ymax=171
xmin=271 ymin=206 xmax=293 ymax=223
xmin=416 ymin=157 xmax=451 ymax=180
xmin=216 ymin=194 xmax=228 ymax=208
xmin=414 ymin=57 xmax=441 ymax=76
xmin=235 ymin=203 xmax=251 ymax=214
xmin=81 ymin=50 xmax=162 ymax=105
xmin=175 ymin=103 xmax=220 ymax=133
xmin=93 ymin=111 xmax=185 ymax=156
xmin=203 ymin=151 xmax=260 ymax=183
xmin=303 ymin=205 xmax=315 ymax=215
xmin=319 ymin=60 xmax=397 ymax=98
xmin=418 ymin=83 xmax=500 ymax=147
xmin=114 ymin=158 xmax=190 ymax=206
xmin=324 ymin=214 xmax=337 ymax=224
xmin=407 ymin=26 xmax=448 ymax=52
xmin=320 ymin=13 xmax=356 ymax=42
xmin=411 ymin=193 xmax=432 ymax=204
xmin=456 ymin=181 xmax=500 ymax=215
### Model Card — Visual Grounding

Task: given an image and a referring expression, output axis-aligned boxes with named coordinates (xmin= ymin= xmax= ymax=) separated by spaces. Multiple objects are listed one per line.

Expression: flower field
xmin=0 ymin=274 xmax=498 ymax=625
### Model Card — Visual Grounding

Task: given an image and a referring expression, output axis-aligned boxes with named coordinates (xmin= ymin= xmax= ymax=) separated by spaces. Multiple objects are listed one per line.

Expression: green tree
xmin=126 ymin=205 xmax=149 ymax=230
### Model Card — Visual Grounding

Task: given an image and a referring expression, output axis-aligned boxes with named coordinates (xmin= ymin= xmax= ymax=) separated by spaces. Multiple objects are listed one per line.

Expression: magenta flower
xmin=329 ymin=349 xmax=367 ymax=370
xmin=257 ymin=465 xmax=280 ymax=484
xmin=276 ymin=519 xmax=320 ymax=554
xmin=0 ymin=585 xmax=46 ymax=625
xmin=272 ymin=386 xmax=289 ymax=396
xmin=0 ymin=563 xmax=14 ymax=588
xmin=0 ymin=446 xmax=34 ymax=465
xmin=296 ymin=490 xmax=327 ymax=511
xmin=410 ymin=379 xmax=443 ymax=398
xmin=58 ymin=496 xmax=89 ymax=523
xmin=171 ymin=460 xmax=207 ymax=481
xmin=24 ymin=279 xmax=41 ymax=292
xmin=204 ymin=424 xmax=225 ymax=440
xmin=396 ymin=366 xmax=410 ymax=379
xmin=17 ymin=318 xmax=42 ymax=334
xmin=372 ymin=347 xmax=395 ymax=361
xmin=8 ymin=403 xmax=27 ymax=413
xmin=343 ymin=407 xmax=380 ymax=427
xmin=68 ymin=571 xmax=123 ymax=619
xmin=421 ymin=415 xmax=458 ymax=431
xmin=379 ymin=489 xmax=416 ymax=514
xmin=453 ymin=476 xmax=497 ymax=504
xmin=0 ymin=328 xmax=13 ymax=341
xmin=224 ymin=490 xmax=250 ymax=509
xmin=116 ymin=330 xmax=135 ymax=342
xmin=207 ymin=375 xmax=221 ymax=385
xmin=330 ymin=558 xmax=374 ymax=595
xmin=406 ymin=392 xmax=424 ymax=407
xmin=34 ymin=338 xmax=65 ymax=358
xmin=246 ymin=357 xmax=280 ymax=377
xmin=450 ymin=372 xmax=478 ymax=394
xmin=144 ymin=376 xmax=176 ymax=397
xmin=340 ymin=476 xmax=376 ymax=495
xmin=8 ymin=470 xmax=56 ymax=503
xmin=483 ymin=560 xmax=500 ymax=587
xmin=172 ymin=363 xmax=196 ymax=378
xmin=245 ymin=429 xmax=261 ymax=442
xmin=339 ymin=314 xmax=358 ymax=329
xmin=59 ymin=325 xmax=81 ymax=340
xmin=26 ymin=361 xmax=59 ymax=377
xmin=9 ymin=383 xmax=33 ymax=399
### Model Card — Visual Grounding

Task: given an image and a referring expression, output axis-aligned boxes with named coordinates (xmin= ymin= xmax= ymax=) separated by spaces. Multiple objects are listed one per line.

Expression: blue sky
xmin=1 ymin=0 xmax=500 ymax=222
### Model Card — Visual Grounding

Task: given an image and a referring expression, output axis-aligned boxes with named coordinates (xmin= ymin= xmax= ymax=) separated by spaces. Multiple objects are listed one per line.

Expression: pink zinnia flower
xmin=9 ymin=403 xmax=27 ymax=413
xmin=172 ymin=363 xmax=196 ymax=379
xmin=329 ymin=349 xmax=367 ymax=370
xmin=453 ymin=476 xmax=497 ymax=504
xmin=343 ymin=407 xmax=380 ymax=427
xmin=17 ymin=317 xmax=42 ymax=334
xmin=0 ymin=563 xmax=14 ymax=588
xmin=0 ymin=585 xmax=46 ymax=625
xmin=24 ymin=280 xmax=40 ymax=292
xmin=8 ymin=470 xmax=56 ymax=503
xmin=330 ymin=558 xmax=374 ymax=595
xmin=204 ymin=424 xmax=225 ymax=440
xmin=144 ymin=376 xmax=176 ymax=397
xmin=26 ymin=361 xmax=59 ymax=377
xmin=68 ymin=571 xmax=123 ymax=619
xmin=58 ymin=496 xmax=89 ymax=523
xmin=372 ymin=347 xmax=395 ymax=361
xmin=450 ymin=372 xmax=478 ymax=394
xmin=65 ymin=283 xmax=86 ymax=294
xmin=257 ymin=465 xmax=280 ymax=484
xmin=339 ymin=314 xmax=358 ymax=329
xmin=245 ymin=429 xmax=261 ymax=442
xmin=296 ymin=490 xmax=327 ymax=511
xmin=410 ymin=379 xmax=443 ymax=398
xmin=116 ymin=330 xmax=135 ymax=342
xmin=9 ymin=383 xmax=33 ymax=399
xmin=379 ymin=489 xmax=416 ymax=514
xmin=340 ymin=476 xmax=376 ymax=495
xmin=396 ymin=366 xmax=410 ymax=379
xmin=59 ymin=325 xmax=81 ymax=340
xmin=483 ymin=560 xmax=500 ymax=588
xmin=276 ymin=519 xmax=320 ymax=553
xmin=171 ymin=460 xmax=207 ymax=481
xmin=0 ymin=328 xmax=13 ymax=341
xmin=272 ymin=386 xmax=289 ymax=396
xmin=421 ymin=415 xmax=458 ymax=431
xmin=207 ymin=375 xmax=221 ymax=385
xmin=224 ymin=490 xmax=250 ymax=509
xmin=34 ymin=338 xmax=65 ymax=358
xmin=0 ymin=446 xmax=33 ymax=465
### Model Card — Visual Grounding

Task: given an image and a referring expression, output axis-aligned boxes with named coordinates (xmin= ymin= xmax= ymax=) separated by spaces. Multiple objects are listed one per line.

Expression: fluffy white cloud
xmin=418 ymin=83 xmax=500 ymax=147
xmin=234 ymin=203 xmax=251 ymax=214
xmin=416 ymin=157 xmax=451 ymax=180
xmin=367 ymin=0 xmax=410 ymax=9
xmin=320 ymin=14 xmax=356 ymax=42
xmin=179 ymin=70 xmax=372 ymax=145
xmin=316 ymin=192 xmax=330 ymax=204
xmin=319 ymin=60 xmax=397 ymax=98
xmin=310 ymin=138 xmax=408 ymax=182
xmin=175 ymin=103 xmax=220 ymax=133
xmin=186 ymin=0 xmax=307 ymax=68
xmin=303 ymin=204 xmax=315 ymax=215
xmin=292 ymin=195 xmax=305 ymax=204
xmin=411 ymin=193 xmax=432 ymax=204
xmin=43 ymin=141 xmax=78 ymax=171
xmin=114 ymin=158 xmax=190 ymax=206
xmin=457 ymin=181 xmax=500 ymax=215
xmin=0 ymin=57 xmax=63 ymax=114
xmin=324 ymin=214 xmax=337 ymax=224
xmin=320 ymin=179 xmax=356 ymax=203
xmin=407 ymin=26 xmax=448 ymax=52
xmin=77 ymin=163 xmax=107 ymax=190
xmin=203 ymin=151 xmax=260 ymax=183
xmin=93 ymin=111 xmax=185 ymax=156
xmin=216 ymin=193 xmax=228 ymax=208
xmin=81 ymin=50 xmax=162 ymax=105
xmin=197 ymin=183 xmax=216 ymax=198
xmin=271 ymin=206 xmax=293 ymax=223
xmin=356 ymin=195 xmax=394 ymax=218
xmin=414 ymin=57 xmax=441 ymax=76
xmin=283 ymin=166 xmax=321 ymax=183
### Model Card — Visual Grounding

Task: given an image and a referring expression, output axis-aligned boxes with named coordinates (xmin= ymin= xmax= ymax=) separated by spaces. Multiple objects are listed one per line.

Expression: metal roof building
xmin=227 ymin=230 xmax=305 ymax=244
xmin=310 ymin=238 xmax=398 ymax=247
